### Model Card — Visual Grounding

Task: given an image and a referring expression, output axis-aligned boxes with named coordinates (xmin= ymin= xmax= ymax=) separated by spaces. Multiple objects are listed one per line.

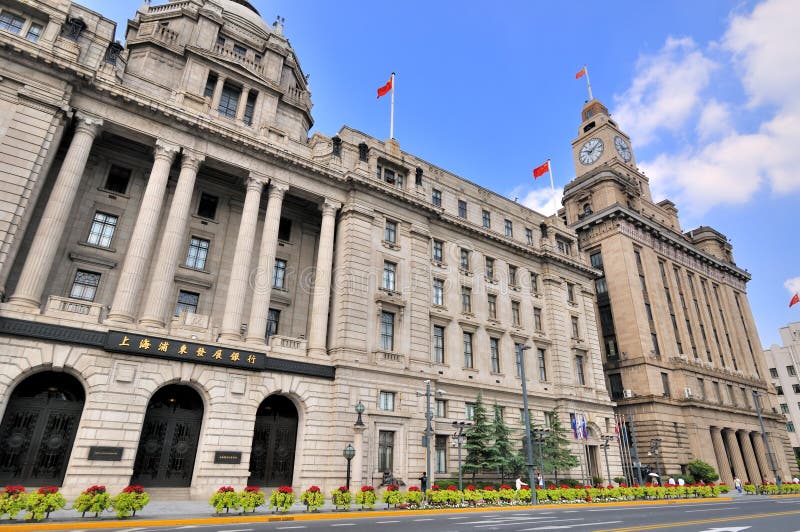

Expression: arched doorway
xmin=248 ymin=395 xmax=298 ymax=486
xmin=0 ymin=372 xmax=85 ymax=485
xmin=132 ymin=384 xmax=203 ymax=487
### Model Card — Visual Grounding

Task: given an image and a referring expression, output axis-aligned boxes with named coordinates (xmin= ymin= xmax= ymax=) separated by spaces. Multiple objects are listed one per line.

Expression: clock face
xmin=614 ymin=136 xmax=632 ymax=162
xmin=579 ymin=138 xmax=604 ymax=165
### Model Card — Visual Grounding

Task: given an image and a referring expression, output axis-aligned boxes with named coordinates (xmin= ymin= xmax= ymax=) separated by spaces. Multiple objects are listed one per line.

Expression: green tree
xmin=686 ymin=458 xmax=719 ymax=483
xmin=463 ymin=392 xmax=492 ymax=482
xmin=536 ymin=410 xmax=578 ymax=483
xmin=487 ymin=404 xmax=524 ymax=482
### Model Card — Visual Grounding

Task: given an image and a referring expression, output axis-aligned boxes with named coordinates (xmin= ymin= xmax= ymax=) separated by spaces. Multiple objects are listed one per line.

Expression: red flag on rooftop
xmin=791 ymin=293 xmax=800 ymax=308
xmin=575 ymin=66 xmax=587 ymax=79
xmin=533 ymin=160 xmax=550 ymax=179
xmin=377 ymin=76 xmax=393 ymax=99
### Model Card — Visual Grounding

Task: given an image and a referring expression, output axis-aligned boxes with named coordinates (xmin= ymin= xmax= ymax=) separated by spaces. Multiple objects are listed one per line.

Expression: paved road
xmin=59 ymin=497 xmax=800 ymax=532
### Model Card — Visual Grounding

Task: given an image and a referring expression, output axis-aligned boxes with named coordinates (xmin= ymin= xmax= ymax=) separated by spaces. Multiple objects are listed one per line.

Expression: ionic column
xmin=9 ymin=112 xmax=103 ymax=308
xmin=710 ymin=427 xmax=734 ymax=486
xmin=106 ymin=140 xmax=180 ymax=323
xmin=737 ymin=430 xmax=762 ymax=484
xmin=211 ymin=75 xmax=226 ymax=111
xmin=723 ymin=428 xmax=748 ymax=482
xmin=219 ymin=176 xmax=265 ymax=341
xmin=751 ymin=432 xmax=773 ymax=482
xmin=245 ymin=181 xmax=289 ymax=344
xmin=138 ymin=150 xmax=205 ymax=327
xmin=307 ymin=199 xmax=341 ymax=356
xmin=236 ymin=88 xmax=249 ymax=121
xmin=352 ymin=424 xmax=366 ymax=492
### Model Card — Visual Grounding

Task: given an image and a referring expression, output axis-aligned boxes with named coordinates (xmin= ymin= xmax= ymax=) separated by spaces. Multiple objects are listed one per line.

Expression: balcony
xmin=44 ymin=296 xmax=103 ymax=323
xmin=268 ymin=334 xmax=307 ymax=356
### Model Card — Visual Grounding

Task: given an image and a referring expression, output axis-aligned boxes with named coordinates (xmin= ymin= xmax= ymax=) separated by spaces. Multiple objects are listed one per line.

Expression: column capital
xmin=73 ymin=111 xmax=103 ymax=136
xmin=321 ymin=198 xmax=342 ymax=217
xmin=269 ymin=180 xmax=290 ymax=197
xmin=180 ymin=149 xmax=205 ymax=171
xmin=245 ymin=176 xmax=266 ymax=192
xmin=154 ymin=139 xmax=181 ymax=162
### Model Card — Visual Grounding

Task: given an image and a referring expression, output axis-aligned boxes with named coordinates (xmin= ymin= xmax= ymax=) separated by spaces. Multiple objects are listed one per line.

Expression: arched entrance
xmin=132 ymin=384 xmax=203 ymax=487
xmin=0 ymin=372 xmax=85 ymax=485
xmin=248 ymin=395 xmax=298 ymax=486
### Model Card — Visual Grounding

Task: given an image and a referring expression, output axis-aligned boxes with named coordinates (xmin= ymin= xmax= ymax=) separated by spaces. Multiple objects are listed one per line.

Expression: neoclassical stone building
xmin=0 ymin=0 xmax=620 ymax=496
xmin=562 ymin=99 xmax=798 ymax=483
xmin=764 ymin=321 xmax=800 ymax=465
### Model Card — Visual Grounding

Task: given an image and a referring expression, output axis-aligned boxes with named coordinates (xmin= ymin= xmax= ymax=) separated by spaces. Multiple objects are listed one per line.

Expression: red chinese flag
xmin=533 ymin=160 xmax=550 ymax=179
xmin=791 ymin=293 xmax=800 ymax=308
xmin=377 ymin=76 xmax=393 ymax=99
xmin=575 ymin=67 xmax=586 ymax=80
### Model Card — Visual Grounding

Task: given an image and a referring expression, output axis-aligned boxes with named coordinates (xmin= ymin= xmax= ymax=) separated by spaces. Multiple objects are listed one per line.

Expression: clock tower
xmin=571 ymin=99 xmax=636 ymax=175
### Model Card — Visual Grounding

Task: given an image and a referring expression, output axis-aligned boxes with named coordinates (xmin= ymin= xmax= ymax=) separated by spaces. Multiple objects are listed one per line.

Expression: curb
xmin=2 ymin=497 xmax=733 ymax=531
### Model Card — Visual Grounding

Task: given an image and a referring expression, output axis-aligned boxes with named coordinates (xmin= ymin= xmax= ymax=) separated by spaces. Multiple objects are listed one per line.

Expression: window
xmin=508 ymin=265 xmax=518 ymax=286
xmin=278 ymin=217 xmax=292 ymax=241
xmin=232 ymin=42 xmax=247 ymax=56
xmin=432 ymin=279 xmax=444 ymax=306
xmin=777 ymin=386 xmax=784 ymax=395
xmin=69 ymin=270 xmax=100 ymax=302
xmin=465 ymin=403 xmax=475 ymax=421
xmin=651 ymin=333 xmax=661 ymax=356
xmin=770 ymin=368 xmax=779 ymax=378
xmin=713 ymin=382 xmax=722 ymax=403
xmin=433 ymin=325 xmax=445 ymax=363
xmin=538 ymin=348 xmax=547 ymax=381
xmin=460 ymin=248 xmax=470 ymax=270
xmin=661 ymin=372 xmax=671 ymax=397
xmin=216 ymin=36 xmax=226 ymax=47
xmin=436 ymin=399 xmax=447 ymax=418
xmin=243 ymin=91 xmax=257 ymax=126
xmin=504 ymin=219 xmax=513 ymax=237
xmin=567 ymin=283 xmax=576 ymax=303
xmin=576 ymin=354 xmax=585 ymax=385
xmin=87 ymin=212 xmax=117 ymax=248
xmin=379 ymin=391 xmax=395 ymax=411
xmin=25 ymin=22 xmax=42 ymax=41
xmin=175 ymin=290 xmax=199 ymax=316
xmin=186 ymin=237 xmax=210 ymax=270
xmin=490 ymin=338 xmax=500 ymax=373
xmin=197 ymin=193 xmax=219 ymax=219
xmin=556 ymin=238 xmax=572 ymax=255
xmin=461 ymin=286 xmax=472 ymax=313
xmin=273 ymin=259 xmax=287 ymax=289
xmin=526 ymin=228 xmax=533 ymax=246
xmin=458 ymin=200 xmax=467 ymax=218
xmin=0 ymin=12 xmax=25 ymax=34
xmin=432 ymin=189 xmax=442 ymax=207
xmin=494 ymin=405 xmax=505 ymax=420
xmin=204 ymin=72 xmax=218 ymax=98
xmin=217 ymin=82 xmax=241 ymax=119
xmin=435 ymin=435 xmax=447 ymax=474
xmin=482 ymin=210 xmax=491 ymax=228
xmin=608 ymin=373 xmax=624 ymax=400
xmin=382 ymin=261 xmax=396 ymax=291
xmin=530 ymin=272 xmax=539 ymax=294
xmin=511 ymin=301 xmax=521 ymax=326
xmin=487 ymin=294 xmax=497 ymax=319
xmin=781 ymin=403 xmax=790 ymax=414
xmin=432 ymin=239 xmax=443 ymax=262
xmin=104 ymin=165 xmax=131 ymax=194
xmin=266 ymin=308 xmax=280 ymax=340
xmin=571 ymin=316 xmax=580 ymax=338
xmin=788 ymin=365 xmax=797 ymax=377
xmin=485 ymin=257 xmax=495 ymax=280
xmin=254 ymin=53 xmax=262 ymax=64
xmin=378 ymin=430 xmax=394 ymax=471
xmin=463 ymin=331 xmax=474 ymax=368
xmin=727 ymin=384 xmax=736 ymax=405
xmin=380 ymin=311 xmax=394 ymax=351
xmin=697 ymin=378 xmax=706 ymax=400
xmin=384 ymin=220 xmax=397 ymax=244
xmin=534 ymin=307 xmax=543 ymax=331
xmin=788 ymin=422 xmax=796 ymax=433
xmin=793 ymin=384 xmax=800 ymax=394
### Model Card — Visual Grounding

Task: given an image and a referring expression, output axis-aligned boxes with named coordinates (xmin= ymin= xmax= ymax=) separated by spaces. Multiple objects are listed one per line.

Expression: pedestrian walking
xmin=419 ymin=471 xmax=428 ymax=492
xmin=734 ymin=477 xmax=742 ymax=493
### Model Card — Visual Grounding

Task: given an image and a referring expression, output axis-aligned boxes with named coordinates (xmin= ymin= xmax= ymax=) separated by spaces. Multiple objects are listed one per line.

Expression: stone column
xmin=236 ymin=87 xmax=249 ymax=121
xmin=307 ymin=199 xmax=341 ymax=356
xmin=106 ymin=140 xmax=180 ymax=323
xmin=219 ymin=176 xmax=265 ymax=341
xmin=723 ymin=428 xmax=748 ymax=482
xmin=9 ymin=112 xmax=103 ymax=308
xmin=352 ymin=424 xmax=366 ymax=491
xmin=139 ymin=150 xmax=205 ymax=327
xmin=245 ymin=181 xmax=288 ymax=344
xmin=751 ymin=432 xmax=773 ymax=482
xmin=211 ymin=75 xmax=225 ymax=112
xmin=737 ymin=430 xmax=762 ymax=484
xmin=710 ymin=427 xmax=734 ymax=486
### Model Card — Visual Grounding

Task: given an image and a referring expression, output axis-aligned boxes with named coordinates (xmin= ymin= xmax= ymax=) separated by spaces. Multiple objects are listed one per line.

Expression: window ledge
xmin=97 ymin=186 xmax=131 ymax=199
xmin=485 ymin=277 xmax=497 ymax=284
xmin=459 ymin=268 xmax=472 ymax=276
xmin=191 ymin=213 xmax=219 ymax=225
xmin=179 ymin=264 xmax=211 ymax=275
xmin=77 ymin=241 xmax=117 ymax=254
xmin=431 ymin=260 xmax=446 ymax=268
xmin=382 ymin=240 xmax=400 ymax=251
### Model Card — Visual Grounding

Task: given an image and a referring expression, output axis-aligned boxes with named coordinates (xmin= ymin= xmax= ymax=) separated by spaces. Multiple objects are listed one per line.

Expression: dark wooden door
xmin=248 ymin=396 xmax=298 ymax=486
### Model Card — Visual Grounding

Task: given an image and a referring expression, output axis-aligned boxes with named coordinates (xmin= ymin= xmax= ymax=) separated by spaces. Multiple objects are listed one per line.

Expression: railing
xmin=146 ymin=1 xmax=192 ymax=15
xmin=269 ymin=335 xmax=307 ymax=354
xmin=152 ymin=24 xmax=179 ymax=47
xmin=285 ymin=85 xmax=312 ymax=109
xmin=211 ymin=44 xmax=267 ymax=78
xmin=45 ymin=296 xmax=103 ymax=322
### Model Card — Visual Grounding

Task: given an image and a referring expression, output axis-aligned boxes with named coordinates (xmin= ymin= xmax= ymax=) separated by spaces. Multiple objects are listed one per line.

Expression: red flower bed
xmin=386 ymin=484 xmax=399 ymax=491
xmin=122 ymin=485 xmax=145 ymax=494
xmin=308 ymin=485 xmax=321 ymax=493
xmin=84 ymin=485 xmax=106 ymax=495
xmin=408 ymin=486 xmax=420 ymax=492
xmin=217 ymin=486 xmax=234 ymax=493
xmin=465 ymin=484 xmax=476 ymax=491
xmin=5 ymin=485 xmax=24 ymax=495
xmin=244 ymin=486 xmax=261 ymax=493
xmin=277 ymin=486 xmax=293 ymax=494
xmin=361 ymin=485 xmax=374 ymax=492
xmin=337 ymin=486 xmax=349 ymax=492
xmin=500 ymin=484 xmax=513 ymax=490
xmin=38 ymin=486 xmax=58 ymax=495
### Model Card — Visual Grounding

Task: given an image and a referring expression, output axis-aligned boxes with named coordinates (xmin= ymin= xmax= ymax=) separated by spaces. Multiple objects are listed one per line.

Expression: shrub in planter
xmin=462 ymin=485 xmax=481 ymax=506
xmin=210 ymin=486 xmax=241 ymax=514
xmin=110 ymin=485 xmax=150 ymax=518
xmin=301 ymin=486 xmax=324 ymax=512
xmin=269 ymin=486 xmax=295 ymax=513
xmin=331 ymin=486 xmax=352 ymax=510
xmin=498 ymin=484 xmax=515 ymax=504
xmin=240 ymin=486 xmax=266 ymax=513
xmin=481 ymin=486 xmax=499 ymax=505
xmin=516 ymin=487 xmax=532 ymax=504
xmin=73 ymin=485 xmax=111 ymax=517
xmin=355 ymin=485 xmax=376 ymax=509
xmin=0 ymin=485 xmax=27 ymax=519
xmin=24 ymin=486 xmax=66 ymax=522
xmin=442 ymin=485 xmax=463 ymax=506
xmin=403 ymin=486 xmax=423 ymax=507
xmin=381 ymin=484 xmax=402 ymax=508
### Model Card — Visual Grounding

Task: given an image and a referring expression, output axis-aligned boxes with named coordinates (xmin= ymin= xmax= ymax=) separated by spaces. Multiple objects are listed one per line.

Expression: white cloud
xmin=696 ymin=100 xmax=731 ymax=141
xmin=785 ymin=277 xmax=800 ymax=296
xmin=515 ymin=185 xmax=563 ymax=217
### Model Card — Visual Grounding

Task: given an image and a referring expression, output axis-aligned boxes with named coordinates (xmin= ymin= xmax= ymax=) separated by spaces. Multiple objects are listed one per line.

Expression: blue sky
xmin=82 ymin=0 xmax=800 ymax=348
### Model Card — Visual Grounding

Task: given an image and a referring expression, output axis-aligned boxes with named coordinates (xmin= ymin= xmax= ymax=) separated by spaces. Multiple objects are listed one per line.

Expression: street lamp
xmin=648 ymin=438 xmax=662 ymax=482
xmin=343 ymin=444 xmax=356 ymax=490
xmin=532 ymin=428 xmax=549 ymax=487
xmin=517 ymin=344 xmax=537 ymax=505
xmin=355 ymin=401 xmax=365 ymax=427
xmin=601 ymin=435 xmax=614 ymax=485
xmin=416 ymin=381 xmax=445 ymax=485
xmin=752 ymin=390 xmax=781 ymax=488
xmin=452 ymin=421 xmax=471 ymax=490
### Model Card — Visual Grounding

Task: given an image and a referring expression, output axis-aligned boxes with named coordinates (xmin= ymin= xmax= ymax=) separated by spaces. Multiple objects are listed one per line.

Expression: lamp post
xmin=601 ymin=435 xmax=614 ymax=485
xmin=355 ymin=401 xmax=365 ymax=427
xmin=532 ymin=428 xmax=548 ymax=487
xmin=415 ymin=380 xmax=441 ymax=485
xmin=343 ymin=444 xmax=355 ymax=490
xmin=648 ymin=438 xmax=662 ymax=482
xmin=517 ymin=344 xmax=537 ymax=505
xmin=752 ymin=390 xmax=781 ymax=488
xmin=352 ymin=401 xmax=366 ymax=490
xmin=452 ymin=421 xmax=470 ymax=490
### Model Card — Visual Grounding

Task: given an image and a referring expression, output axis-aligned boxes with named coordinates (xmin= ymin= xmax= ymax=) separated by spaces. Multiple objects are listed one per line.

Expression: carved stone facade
xmin=0 ymin=0 xmax=619 ymax=496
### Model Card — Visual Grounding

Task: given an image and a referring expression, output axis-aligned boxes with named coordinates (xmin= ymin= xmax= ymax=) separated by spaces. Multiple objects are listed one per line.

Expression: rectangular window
xmin=530 ymin=272 xmax=539 ymax=294
xmin=385 ymin=221 xmax=397 ymax=243
xmin=780 ymin=403 xmax=789 ymax=414
xmin=487 ymin=294 xmax=497 ymax=319
xmin=278 ymin=217 xmax=292 ymax=241
xmin=463 ymin=331 xmax=473 ymax=368
xmin=435 ymin=435 xmax=447 ymax=474
xmin=175 ymin=290 xmax=199 ymax=316
xmin=273 ymin=258 xmax=287 ymax=289
xmin=776 ymin=386 xmax=783 ymax=395
xmin=534 ymin=307 xmax=543 ymax=332
xmin=266 ymin=308 xmax=280 ymax=340
xmin=432 ymin=239 xmax=443 ymax=262
xmin=217 ymin=82 xmax=241 ymax=119
xmin=233 ymin=42 xmax=247 ymax=56
xmin=186 ymin=237 xmax=210 ymax=270
xmin=490 ymin=337 xmax=500 ymax=373
xmin=243 ymin=90 xmax=257 ymax=126
xmin=770 ymin=368 xmax=778 ymax=378
xmin=69 ymin=270 xmax=100 ymax=302
xmin=526 ymin=228 xmax=533 ymax=245
xmin=567 ymin=283 xmax=575 ymax=303
xmin=576 ymin=354 xmax=585 ymax=385
xmin=380 ymin=311 xmax=394 ymax=351
xmin=458 ymin=200 xmax=467 ymax=218
xmin=460 ymin=248 xmax=470 ymax=270
xmin=87 ymin=212 xmax=118 ymax=248
xmin=697 ymin=378 xmax=706 ymax=400
xmin=433 ymin=325 xmax=445 ymax=364
xmin=197 ymin=192 xmax=219 ymax=219
xmin=465 ymin=402 xmax=475 ymax=421
xmin=538 ymin=348 xmax=547 ymax=381
xmin=104 ymin=165 xmax=132 ymax=194
xmin=788 ymin=365 xmax=797 ymax=377
xmin=793 ymin=384 xmax=800 ymax=394
xmin=512 ymin=301 xmax=521 ymax=326
xmin=432 ymin=189 xmax=442 ymax=207
xmin=461 ymin=286 xmax=472 ymax=313
xmin=608 ymin=373 xmax=624 ymax=400
xmin=727 ymin=384 xmax=736 ymax=405
xmin=0 ymin=12 xmax=25 ymax=34
xmin=25 ymin=22 xmax=42 ymax=41
xmin=436 ymin=399 xmax=447 ymax=418
xmin=382 ymin=261 xmax=396 ymax=291
xmin=379 ymin=391 xmax=395 ymax=411
xmin=482 ymin=210 xmax=491 ymax=228
xmin=485 ymin=257 xmax=495 ymax=280
xmin=216 ymin=36 xmax=226 ymax=47
xmin=508 ymin=265 xmax=518 ymax=286
xmin=556 ymin=238 xmax=572 ymax=255
xmin=661 ymin=372 xmax=671 ymax=397
xmin=651 ymin=333 xmax=661 ymax=356
xmin=378 ymin=430 xmax=394 ymax=471
xmin=713 ymin=382 xmax=722 ymax=403
xmin=432 ymin=279 xmax=444 ymax=306
xmin=571 ymin=316 xmax=580 ymax=338
xmin=504 ymin=219 xmax=513 ymax=237
xmin=204 ymin=72 xmax=218 ymax=98
xmin=788 ymin=422 xmax=795 ymax=433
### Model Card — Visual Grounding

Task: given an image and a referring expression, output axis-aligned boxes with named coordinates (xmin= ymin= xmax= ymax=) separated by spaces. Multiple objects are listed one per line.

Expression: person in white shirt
xmin=677 ymin=477 xmax=685 ymax=486
xmin=668 ymin=477 xmax=675 ymax=486
xmin=515 ymin=477 xmax=529 ymax=490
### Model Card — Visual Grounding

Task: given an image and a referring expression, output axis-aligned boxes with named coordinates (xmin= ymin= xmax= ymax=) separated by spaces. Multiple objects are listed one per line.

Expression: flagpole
xmin=548 ymin=158 xmax=557 ymax=215
xmin=583 ymin=64 xmax=594 ymax=100
xmin=389 ymin=72 xmax=395 ymax=139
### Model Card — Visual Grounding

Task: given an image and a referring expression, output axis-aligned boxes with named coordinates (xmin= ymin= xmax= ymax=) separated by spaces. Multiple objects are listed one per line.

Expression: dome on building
xmin=210 ymin=0 xmax=272 ymax=35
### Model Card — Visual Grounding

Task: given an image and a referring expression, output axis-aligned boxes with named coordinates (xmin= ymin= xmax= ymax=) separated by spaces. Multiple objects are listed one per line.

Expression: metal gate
xmin=132 ymin=385 xmax=203 ymax=487
xmin=0 ymin=372 xmax=85 ymax=486
xmin=248 ymin=395 xmax=298 ymax=486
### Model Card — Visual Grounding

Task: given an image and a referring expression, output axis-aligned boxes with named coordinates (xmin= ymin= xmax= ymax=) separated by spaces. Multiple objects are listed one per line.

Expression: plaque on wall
xmin=214 ymin=451 xmax=242 ymax=464
xmin=88 ymin=446 xmax=124 ymax=461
